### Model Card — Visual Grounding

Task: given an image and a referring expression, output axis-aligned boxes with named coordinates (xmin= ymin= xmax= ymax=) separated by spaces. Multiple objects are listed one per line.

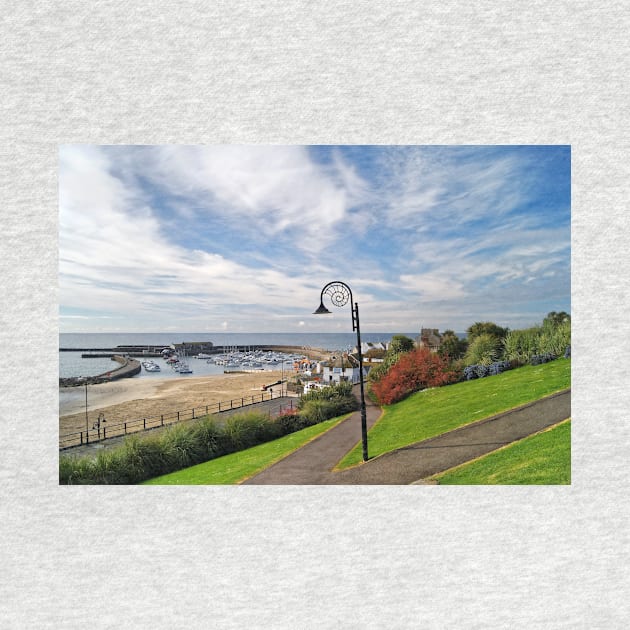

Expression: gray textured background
xmin=1 ymin=2 xmax=629 ymax=628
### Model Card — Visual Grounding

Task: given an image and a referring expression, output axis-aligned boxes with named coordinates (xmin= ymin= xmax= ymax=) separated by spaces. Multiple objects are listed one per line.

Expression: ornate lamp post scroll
xmin=314 ymin=281 xmax=368 ymax=462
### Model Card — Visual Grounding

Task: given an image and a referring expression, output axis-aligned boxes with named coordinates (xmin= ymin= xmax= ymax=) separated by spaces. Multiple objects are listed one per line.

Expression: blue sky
xmin=59 ymin=145 xmax=570 ymax=334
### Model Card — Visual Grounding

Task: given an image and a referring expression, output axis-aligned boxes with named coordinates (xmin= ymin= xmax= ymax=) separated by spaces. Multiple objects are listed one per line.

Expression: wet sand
xmin=59 ymin=370 xmax=288 ymax=436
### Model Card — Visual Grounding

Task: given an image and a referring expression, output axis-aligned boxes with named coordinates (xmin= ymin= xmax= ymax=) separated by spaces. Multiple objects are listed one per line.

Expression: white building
xmin=321 ymin=355 xmax=366 ymax=386
xmin=353 ymin=341 xmax=389 ymax=354
xmin=302 ymin=355 xmax=369 ymax=395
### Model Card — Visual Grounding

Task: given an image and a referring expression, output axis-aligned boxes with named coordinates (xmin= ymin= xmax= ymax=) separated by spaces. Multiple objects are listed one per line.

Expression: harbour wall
xmin=61 ymin=344 xmax=330 ymax=360
xmin=59 ymin=355 xmax=141 ymax=387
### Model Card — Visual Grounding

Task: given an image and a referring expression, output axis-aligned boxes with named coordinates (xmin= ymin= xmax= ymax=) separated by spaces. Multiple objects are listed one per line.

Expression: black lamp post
xmin=314 ymin=281 xmax=368 ymax=462
xmin=84 ymin=381 xmax=89 ymax=444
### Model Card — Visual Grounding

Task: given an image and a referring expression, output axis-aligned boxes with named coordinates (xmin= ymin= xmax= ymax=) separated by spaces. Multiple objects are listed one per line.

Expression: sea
xmin=59 ymin=332 xmax=420 ymax=380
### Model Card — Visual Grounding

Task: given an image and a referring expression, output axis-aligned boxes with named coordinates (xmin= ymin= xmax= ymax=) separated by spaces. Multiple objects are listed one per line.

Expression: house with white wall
xmin=321 ymin=355 xmax=366 ymax=386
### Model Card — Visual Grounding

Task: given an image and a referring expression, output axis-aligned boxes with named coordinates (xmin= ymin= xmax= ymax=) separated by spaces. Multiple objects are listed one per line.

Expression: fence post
xmin=177 ymin=411 xmax=180 ymax=422
xmin=124 ymin=422 xmax=127 ymax=434
xmin=161 ymin=414 xmax=164 ymax=426
xmin=80 ymin=431 xmax=84 ymax=446
xmin=103 ymin=426 xmax=106 ymax=440
xmin=192 ymin=407 xmax=196 ymax=419
xmin=143 ymin=418 xmax=146 ymax=429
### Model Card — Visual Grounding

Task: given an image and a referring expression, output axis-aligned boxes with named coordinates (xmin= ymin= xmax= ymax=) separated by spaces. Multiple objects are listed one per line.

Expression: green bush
xmin=298 ymin=380 xmax=354 ymax=404
xmin=190 ymin=416 xmax=225 ymax=460
xmin=119 ymin=435 xmax=167 ymax=482
xmin=503 ymin=321 xmax=571 ymax=364
xmin=223 ymin=412 xmax=282 ymax=451
xmin=297 ymin=381 xmax=358 ymax=424
xmin=59 ymin=391 xmax=357 ymax=485
xmin=503 ymin=327 xmax=542 ymax=363
xmin=299 ymin=399 xmax=345 ymax=424
xmin=60 ymin=410 xmax=281 ymax=485
xmin=463 ymin=333 xmax=502 ymax=366
xmin=276 ymin=410 xmax=312 ymax=433
xmin=541 ymin=319 xmax=571 ymax=356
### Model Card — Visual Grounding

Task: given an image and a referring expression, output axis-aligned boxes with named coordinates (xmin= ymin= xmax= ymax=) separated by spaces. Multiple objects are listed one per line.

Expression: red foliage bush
xmin=370 ymin=347 xmax=457 ymax=405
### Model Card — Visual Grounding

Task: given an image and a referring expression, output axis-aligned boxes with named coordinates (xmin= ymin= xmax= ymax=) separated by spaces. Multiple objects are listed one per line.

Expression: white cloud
xmin=145 ymin=145 xmax=368 ymax=253
xmin=59 ymin=145 xmax=570 ymax=333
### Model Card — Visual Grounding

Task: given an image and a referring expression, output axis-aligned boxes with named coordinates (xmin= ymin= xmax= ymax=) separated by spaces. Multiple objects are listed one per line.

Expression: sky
xmin=59 ymin=145 xmax=571 ymax=334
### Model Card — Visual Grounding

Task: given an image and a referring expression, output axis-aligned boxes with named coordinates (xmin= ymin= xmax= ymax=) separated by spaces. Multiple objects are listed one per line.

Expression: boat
xmin=175 ymin=348 xmax=193 ymax=374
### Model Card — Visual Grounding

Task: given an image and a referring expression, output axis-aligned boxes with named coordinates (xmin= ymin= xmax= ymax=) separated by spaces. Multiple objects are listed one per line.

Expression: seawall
xmin=59 ymin=355 xmax=141 ymax=387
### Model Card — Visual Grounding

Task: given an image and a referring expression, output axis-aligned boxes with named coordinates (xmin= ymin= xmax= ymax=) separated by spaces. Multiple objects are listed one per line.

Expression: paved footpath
xmin=242 ymin=388 xmax=571 ymax=485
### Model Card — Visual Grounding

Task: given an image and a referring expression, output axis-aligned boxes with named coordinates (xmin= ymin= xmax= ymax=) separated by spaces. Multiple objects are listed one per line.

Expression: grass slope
xmin=337 ymin=358 xmax=571 ymax=469
xmin=432 ymin=419 xmax=571 ymax=484
xmin=143 ymin=414 xmax=348 ymax=485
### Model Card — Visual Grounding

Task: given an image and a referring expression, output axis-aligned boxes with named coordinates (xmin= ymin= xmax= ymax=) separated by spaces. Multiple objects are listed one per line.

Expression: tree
xmin=466 ymin=321 xmax=509 ymax=341
xmin=438 ymin=330 xmax=468 ymax=361
xmin=389 ymin=334 xmax=415 ymax=354
xmin=543 ymin=311 xmax=571 ymax=328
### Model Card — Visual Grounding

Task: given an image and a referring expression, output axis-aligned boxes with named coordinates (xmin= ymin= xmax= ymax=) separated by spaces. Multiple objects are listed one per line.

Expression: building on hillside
xmin=303 ymin=354 xmax=370 ymax=394
xmin=353 ymin=341 xmax=389 ymax=354
xmin=322 ymin=354 xmax=367 ymax=385
xmin=415 ymin=328 xmax=443 ymax=352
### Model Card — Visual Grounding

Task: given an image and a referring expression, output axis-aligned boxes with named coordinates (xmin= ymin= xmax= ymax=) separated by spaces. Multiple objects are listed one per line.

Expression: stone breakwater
xmin=59 ymin=355 xmax=141 ymax=387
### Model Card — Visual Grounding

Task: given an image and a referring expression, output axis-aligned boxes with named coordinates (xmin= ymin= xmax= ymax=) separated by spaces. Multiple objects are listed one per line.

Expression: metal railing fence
xmin=59 ymin=390 xmax=295 ymax=450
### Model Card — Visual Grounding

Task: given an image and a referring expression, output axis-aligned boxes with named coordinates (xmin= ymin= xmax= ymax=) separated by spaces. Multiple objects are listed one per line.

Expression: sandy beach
xmin=59 ymin=370 xmax=289 ymax=436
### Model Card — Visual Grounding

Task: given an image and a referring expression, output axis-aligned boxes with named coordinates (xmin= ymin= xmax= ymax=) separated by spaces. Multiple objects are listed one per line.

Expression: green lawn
xmin=431 ymin=419 xmax=571 ymax=484
xmin=337 ymin=358 xmax=571 ymax=469
xmin=142 ymin=414 xmax=349 ymax=485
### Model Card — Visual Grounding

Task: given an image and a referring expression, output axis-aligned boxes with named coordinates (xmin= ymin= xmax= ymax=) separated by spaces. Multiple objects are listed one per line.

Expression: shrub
xmin=276 ymin=409 xmax=312 ymax=433
xmin=504 ymin=319 xmax=571 ymax=364
xmin=464 ymin=360 xmax=512 ymax=380
xmin=60 ymin=410 xmax=290 ymax=485
xmin=298 ymin=380 xmax=354 ymax=405
xmin=503 ymin=327 xmax=542 ymax=364
xmin=541 ymin=320 xmax=571 ymax=357
xmin=160 ymin=422 xmax=207 ymax=470
xmin=222 ymin=412 xmax=277 ymax=451
xmin=370 ymin=347 xmax=457 ymax=405
xmin=297 ymin=381 xmax=358 ymax=424
xmin=298 ymin=381 xmax=359 ymax=426
xmin=463 ymin=333 xmax=502 ymax=366
xmin=119 ymin=435 xmax=170 ymax=481
xmin=299 ymin=399 xmax=339 ymax=424
xmin=190 ymin=416 xmax=225 ymax=460
xmin=474 ymin=364 xmax=489 ymax=378
xmin=530 ymin=352 xmax=557 ymax=365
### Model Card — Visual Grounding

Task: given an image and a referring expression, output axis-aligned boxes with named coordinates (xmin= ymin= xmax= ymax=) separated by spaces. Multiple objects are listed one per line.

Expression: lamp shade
xmin=313 ymin=301 xmax=332 ymax=315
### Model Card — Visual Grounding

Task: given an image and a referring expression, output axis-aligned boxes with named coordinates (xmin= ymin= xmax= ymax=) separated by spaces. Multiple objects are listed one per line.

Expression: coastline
xmin=59 ymin=370 xmax=290 ymax=437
